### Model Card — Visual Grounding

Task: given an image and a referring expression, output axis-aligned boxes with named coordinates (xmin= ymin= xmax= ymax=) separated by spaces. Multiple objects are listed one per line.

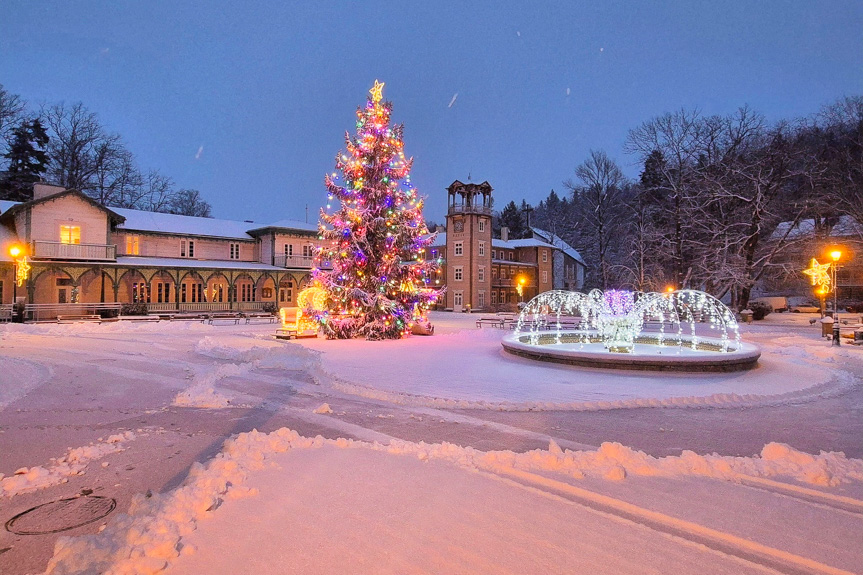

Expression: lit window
xmin=60 ymin=225 xmax=80 ymax=244
xmin=126 ymin=235 xmax=139 ymax=255
xmin=454 ymin=266 xmax=463 ymax=281
xmin=454 ymin=241 xmax=463 ymax=256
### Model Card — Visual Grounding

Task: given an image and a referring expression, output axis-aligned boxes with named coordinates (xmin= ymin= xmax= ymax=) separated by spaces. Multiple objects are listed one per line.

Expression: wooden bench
xmin=171 ymin=314 xmax=207 ymax=323
xmin=476 ymin=317 xmax=504 ymax=329
xmin=208 ymin=313 xmax=242 ymax=325
xmin=57 ymin=314 xmax=102 ymax=323
xmin=274 ymin=327 xmax=318 ymax=339
xmin=120 ymin=315 xmax=161 ymax=322
xmin=243 ymin=312 xmax=277 ymax=324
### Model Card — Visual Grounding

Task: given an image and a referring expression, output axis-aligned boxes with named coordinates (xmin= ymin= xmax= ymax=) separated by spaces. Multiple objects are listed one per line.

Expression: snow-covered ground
xmin=1 ymin=311 xmax=861 ymax=574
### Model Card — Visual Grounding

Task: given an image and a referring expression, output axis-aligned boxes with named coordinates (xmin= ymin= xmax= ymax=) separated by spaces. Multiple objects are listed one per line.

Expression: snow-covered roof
xmin=428 ymin=232 xmax=446 ymax=247
xmin=113 ymin=256 xmax=284 ymax=271
xmin=112 ymin=207 xmax=257 ymax=240
xmin=246 ymin=219 xmax=319 ymax=235
xmin=493 ymin=238 xmax=551 ymax=249
xmin=771 ymin=215 xmax=862 ymax=241
xmin=530 ymin=227 xmax=586 ymax=265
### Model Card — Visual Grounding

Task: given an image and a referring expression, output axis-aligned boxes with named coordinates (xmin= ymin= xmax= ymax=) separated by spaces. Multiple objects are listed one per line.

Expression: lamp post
xmin=9 ymin=245 xmax=21 ymax=304
xmin=829 ymin=249 xmax=842 ymax=346
xmin=516 ymin=276 xmax=527 ymax=303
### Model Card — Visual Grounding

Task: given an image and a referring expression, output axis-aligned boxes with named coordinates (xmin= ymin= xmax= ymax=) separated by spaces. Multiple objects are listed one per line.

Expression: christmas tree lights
xmin=312 ymin=81 xmax=443 ymax=340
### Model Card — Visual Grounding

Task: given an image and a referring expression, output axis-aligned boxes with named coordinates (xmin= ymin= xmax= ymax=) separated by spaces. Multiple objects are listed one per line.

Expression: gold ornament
xmin=16 ymin=256 xmax=30 ymax=287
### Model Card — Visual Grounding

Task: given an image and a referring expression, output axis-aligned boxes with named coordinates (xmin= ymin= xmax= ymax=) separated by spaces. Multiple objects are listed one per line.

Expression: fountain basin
xmin=501 ymin=331 xmax=761 ymax=372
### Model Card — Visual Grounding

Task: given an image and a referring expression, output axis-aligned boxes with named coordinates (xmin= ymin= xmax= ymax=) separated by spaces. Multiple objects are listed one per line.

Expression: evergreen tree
xmin=1 ymin=118 xmax=49 ymax=201
xmin=498 ymin=200 xmax=526 ymax=238
xmin=313 ymin=81 xmax=442 ymax=340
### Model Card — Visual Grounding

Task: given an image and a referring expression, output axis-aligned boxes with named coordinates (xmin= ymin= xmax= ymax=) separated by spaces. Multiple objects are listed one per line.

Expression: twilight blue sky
xmin=1 ymin=1 xmax=861 ymax=224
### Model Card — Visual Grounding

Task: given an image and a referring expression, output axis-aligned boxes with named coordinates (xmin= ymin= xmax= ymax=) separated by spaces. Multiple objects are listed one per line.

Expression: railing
xmin=273 ymin=254 xmax=314 ymax=268
xmin=24 ymin=302 xmax=123 ymax=322
xmin=31 ymin=240 xmax=116 ymax=261
xmin=146 ymin=301 xmax=271 ymax=312
xmin=447 ymin=204 xmax=492 ymax=215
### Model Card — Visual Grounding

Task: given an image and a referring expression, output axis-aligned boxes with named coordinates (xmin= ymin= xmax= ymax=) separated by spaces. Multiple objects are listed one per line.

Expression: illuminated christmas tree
xmin=313 ymin=81 xmax=442 ymax=340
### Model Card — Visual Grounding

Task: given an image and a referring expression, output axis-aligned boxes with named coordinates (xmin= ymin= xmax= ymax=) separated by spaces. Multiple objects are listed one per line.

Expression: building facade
xmin=0 ymin=184 xmax=327 ymax=318
xmin=431 ymin=180 xmax=585 ymax=312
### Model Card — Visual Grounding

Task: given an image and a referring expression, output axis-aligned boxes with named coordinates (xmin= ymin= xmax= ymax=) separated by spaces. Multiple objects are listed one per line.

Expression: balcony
xmin=31 ymin=240 xmax=116 ymax=261
xmin=447 ymin=204 xmax=492 ymax=216
xmin=273 ymin=254 xmax=332 ymax=269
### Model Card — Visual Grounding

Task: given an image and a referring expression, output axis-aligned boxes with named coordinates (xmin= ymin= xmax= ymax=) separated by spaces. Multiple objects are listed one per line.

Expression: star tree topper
xmin=369 ymin=80 xmax=385 ymax=103
xmin=803 ymin=258 xmax=832 ymax=288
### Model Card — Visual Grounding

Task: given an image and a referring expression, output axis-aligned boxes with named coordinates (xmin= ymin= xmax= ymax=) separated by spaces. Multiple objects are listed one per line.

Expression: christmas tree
xmin=313 ymin=81 xmax=442 ymax=340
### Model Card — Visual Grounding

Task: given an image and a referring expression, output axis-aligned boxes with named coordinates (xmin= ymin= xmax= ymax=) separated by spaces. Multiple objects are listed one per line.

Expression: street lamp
xmin=516 ymin=275 xmax=527 ymax=302
xmin=8 ymin=243 xmax=29 ymax=322
xmin=829 ymin=249 xmax=842 ymax=346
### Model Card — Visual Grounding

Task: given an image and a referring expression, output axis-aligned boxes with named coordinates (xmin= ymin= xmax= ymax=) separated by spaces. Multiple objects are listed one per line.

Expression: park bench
xmin=642 ymin=321 xmax=676 ymax=332
xmin=171 ymin=313 xmax=207 ymax=323
xmin=57 ymin=314 xmax=102 ymax=323
xmin=243 ymin=311 xmax=277 ymax=324
xmin=0 ymin=306 xmax=12 ymax=323
xmin=274 ymin=326 xmax=318 ymax=339
xmin=476 ymin=317 xmax=504 ymax=329
xmin=208 ymin=312 xmax=242 ymax=325
xmin=120 ymin=315 xmax=160 ymax=322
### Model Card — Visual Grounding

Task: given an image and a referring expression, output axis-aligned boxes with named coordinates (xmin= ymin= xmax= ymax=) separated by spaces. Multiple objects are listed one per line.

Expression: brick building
xmin=429 ymin=180 xmax=585 ymax=312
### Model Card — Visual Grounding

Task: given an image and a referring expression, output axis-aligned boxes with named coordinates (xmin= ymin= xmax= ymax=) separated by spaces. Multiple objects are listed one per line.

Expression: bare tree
xmin=138 ymin=170 xmax=174 ymax=212
xmin=42 ymin=102 xmax=107 ymax=192
xmin=168 ymin=189 xmax=212 ymax=217
xmin=565 ymin=150 xmax=629 ymax=289
xmin=625 ymin=109 xmax=705 ymax=289
xmin=0 ymin=84 xmax=26 ymax=156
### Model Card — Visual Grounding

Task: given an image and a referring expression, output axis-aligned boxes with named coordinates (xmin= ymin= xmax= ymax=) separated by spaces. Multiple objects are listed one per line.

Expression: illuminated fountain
xmin=501 ymin=289 xmax=760 ymax=372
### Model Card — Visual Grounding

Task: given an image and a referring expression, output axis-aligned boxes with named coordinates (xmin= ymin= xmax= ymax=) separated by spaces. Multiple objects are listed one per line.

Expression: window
xmin=181 ymin=240 xmax=186 ymax=258
xmin=478 ymin=219 xmax=486 ymax=233
xmin=230 ymin=243 xmax=240 ymax=260
xmin=542 ymin=249 xmax=548 ymax=263
xmin=181 ymin=283 xmax=187 ymax=303
xmin=60 ymin=225 xmax=80 ymax=244
xmin=509 ymin=252 xmax=514 ymax=261
xmin=454 ymin=291 xmax=463 ymax=307
xmin=156 ymin=282 xmax=171 ymax=303
xmin=500 ymin=291 xmax=507 ymax=304
xmin=303 ymin=244 xmax=313 ymax=258
xmin=188 ymin=241 xmax=195 ymax=258
xmin=478 ymin=266 xmax=485 ymax=282
xmin=491 ymin=290 xmax=497 ymax=305
xmin=126 ymin=235 xmax=139 ymax=255
xmin=280 ymin=281 xmax=293 ymax=303
xmin=0 ymin=280 xmax=3 ymax=303
xmin=478 ymin=241 xmax=485 ymax=257
xmin=181 ymin=240 xmax=196 ymax=258
xmin=132 ymin=282 xmax=150 ymax=304
xmin=454 ymin=266 xmax=463 ymax=281
xmin=542 ymin=270 xmax=548 ymax=284
xmin=285 ymin=244 xmax=293 ymax=256
xmin=454 ymin=241 xmax=463 ymax=256
xmin=491 ymin=250 xmax=496 ymax=259
xmin=262 ymin=287 xmax=273 ymax=299
xmin=500 ymin=268 xmax=507 ymax=279
xmin=478 ymin=291 xmax=485 ymax=308
xmin=492 ymin=267 xmax=498 ymax=279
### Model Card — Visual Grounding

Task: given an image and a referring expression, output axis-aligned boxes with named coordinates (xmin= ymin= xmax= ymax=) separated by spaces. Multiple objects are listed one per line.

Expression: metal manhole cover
xmin=5 ymin=495 xmax=116 ymax=535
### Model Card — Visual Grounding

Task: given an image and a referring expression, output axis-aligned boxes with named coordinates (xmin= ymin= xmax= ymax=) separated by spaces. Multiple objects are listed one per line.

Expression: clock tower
xmin=445 ymin=180 xmax=493 ymax=312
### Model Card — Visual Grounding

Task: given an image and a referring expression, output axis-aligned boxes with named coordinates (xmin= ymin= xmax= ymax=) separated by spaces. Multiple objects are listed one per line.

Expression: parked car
xmin=750 ymin=297 xmax=788 ymax=313
xmin=790 ymin=303 xmax=820 ymax=313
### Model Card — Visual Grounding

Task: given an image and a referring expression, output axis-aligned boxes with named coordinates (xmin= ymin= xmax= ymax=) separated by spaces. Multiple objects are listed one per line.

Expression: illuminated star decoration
xmin=802 ymin=258 xmax=831 ymax=288
xmin=15 ymin=256 xmax=30 ymax=287
xmin=369 ymin=80 xmax=385 ymax=103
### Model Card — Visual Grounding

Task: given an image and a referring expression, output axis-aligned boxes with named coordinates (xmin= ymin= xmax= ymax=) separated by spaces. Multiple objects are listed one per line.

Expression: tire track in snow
xmin=493 ymin=466 xmax=858 ymax=575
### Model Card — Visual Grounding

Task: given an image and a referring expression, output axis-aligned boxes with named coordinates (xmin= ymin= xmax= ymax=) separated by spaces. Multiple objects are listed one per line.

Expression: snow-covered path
xmin=1 ymin=312 xmax=861 ymax=575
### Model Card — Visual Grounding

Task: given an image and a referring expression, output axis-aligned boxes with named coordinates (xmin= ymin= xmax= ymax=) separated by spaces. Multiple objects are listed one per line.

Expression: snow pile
xmin=313 ymin=403 xmax=333 ymax=414
xmin=175 ymin=336 xmax=315 ymax=408
xmin=173 ymin=363 xmax=247 ymax=409
xmin=45 ymin=428 xmax=863 ymax=574
xmin=1 ymin=432 xmax=136 ymax=498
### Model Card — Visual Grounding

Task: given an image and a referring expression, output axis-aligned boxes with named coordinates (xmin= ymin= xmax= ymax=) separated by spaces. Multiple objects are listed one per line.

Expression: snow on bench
xmin=57 ymin=314 xmax=102 ymax=323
